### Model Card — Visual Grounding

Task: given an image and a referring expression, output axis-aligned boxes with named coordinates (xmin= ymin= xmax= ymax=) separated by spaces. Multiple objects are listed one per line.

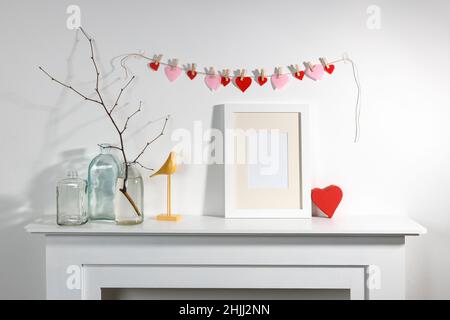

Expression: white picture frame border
xmin=224 ymin=103 xmax=311 ymax=219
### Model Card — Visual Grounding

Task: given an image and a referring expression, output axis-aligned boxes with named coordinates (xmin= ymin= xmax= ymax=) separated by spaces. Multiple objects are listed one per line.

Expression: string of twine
xmin=119 ymin=53 xmax=345 ymax=78
xmin=118 ymin=52 xmax=361 ymax=143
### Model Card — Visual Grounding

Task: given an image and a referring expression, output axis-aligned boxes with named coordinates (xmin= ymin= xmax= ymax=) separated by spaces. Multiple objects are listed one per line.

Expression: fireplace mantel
xmin=26 ymin=215 xmax=426 ymax=300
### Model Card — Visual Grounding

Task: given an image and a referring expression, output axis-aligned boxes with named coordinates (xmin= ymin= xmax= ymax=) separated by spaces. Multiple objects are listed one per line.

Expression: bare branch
xmin=39 ymin=66 xmax=102 ymax=104
xmin=110 ymin=76 xmax=135 ymax=114
xmin=133 ymin=161 xmax=154 ymax=171
xmin=132 ymin=115 xmax=170 ymax=163
xmin=98 ymin=144 xmax=122 ymax=151
xmin=79 ymin=27 xmax=104 ymax=104
xmin=40 ymin=27 xmax=152 ymax=218
xmin=121 ymin=101 xmax=142 ymax=133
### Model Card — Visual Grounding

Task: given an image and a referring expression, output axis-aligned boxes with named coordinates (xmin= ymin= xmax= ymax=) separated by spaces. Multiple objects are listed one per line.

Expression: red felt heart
xmin=235 ymin=77 xmax=252 ymax=92
xmin=294 ymin=71 xmax=305 ymax=80
xmin=221 ymin=76 xmax=231 ymax=87
xmin=149 ymin=62 xmax=160 ymax=71
xmin=324 ymin=64 xmax=335 ymax=74
xmin=187 ymin=70 xmax=197 ymax=80
xmin=257 ymin=76 xmax=267 ymax=86
xmin=311 ymin=185 xmax=343 ymax=218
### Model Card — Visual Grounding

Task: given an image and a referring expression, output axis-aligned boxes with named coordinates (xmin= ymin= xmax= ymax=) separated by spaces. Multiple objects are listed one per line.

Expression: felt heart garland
xmin=144 ymin=56 xmax=337 ymax=91
xmin=128 ymin=53 xmax=360 ymax=143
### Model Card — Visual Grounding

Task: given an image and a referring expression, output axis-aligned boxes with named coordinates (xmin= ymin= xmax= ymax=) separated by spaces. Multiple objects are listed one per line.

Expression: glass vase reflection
xmin=114 ymin=163 xmax=144 ymax=225
xmin=87 ymin=144 xmax=120 ymax=220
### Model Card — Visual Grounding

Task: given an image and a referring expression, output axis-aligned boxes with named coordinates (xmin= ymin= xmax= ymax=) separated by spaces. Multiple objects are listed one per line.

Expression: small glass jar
xmin=114 ymin=163 xmax=144 ymax=225
xmin=57 ymin=171 xmax=87 ymax=226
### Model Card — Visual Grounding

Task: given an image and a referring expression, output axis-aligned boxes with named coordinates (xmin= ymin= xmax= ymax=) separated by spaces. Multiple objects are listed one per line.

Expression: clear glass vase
xmin=57 ymin=171 xmax=87 ymax=226
xmin=114 ymin=163 xmax=144 ymax=225
xmin=87 ymin=144 xmax=120 ymax=221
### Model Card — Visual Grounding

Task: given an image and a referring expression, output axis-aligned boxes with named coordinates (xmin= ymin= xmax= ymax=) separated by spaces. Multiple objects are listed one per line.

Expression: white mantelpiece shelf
xmin=26 ymin=214 xmax=426 ymax=236
xmin=26 ymin=215 xmax=426 ymax=300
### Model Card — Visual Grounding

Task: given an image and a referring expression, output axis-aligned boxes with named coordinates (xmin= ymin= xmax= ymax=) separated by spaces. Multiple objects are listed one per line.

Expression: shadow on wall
xmin=0 ymin=149 xmax=90 ymax=229
xmin=0 ymin=148 xmax=89 ymax=299
xmin=202 ymin=105 xmax=225 ymax=217
xmin=0 ymin=29 xmax=90 ymax=229
xmin=0 ymin=30 xmax=95 ymax=299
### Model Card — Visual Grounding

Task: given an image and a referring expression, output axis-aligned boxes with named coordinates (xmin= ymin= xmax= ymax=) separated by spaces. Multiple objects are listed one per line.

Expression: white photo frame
xmin=224 ymin=103 xmax=311 ymax=219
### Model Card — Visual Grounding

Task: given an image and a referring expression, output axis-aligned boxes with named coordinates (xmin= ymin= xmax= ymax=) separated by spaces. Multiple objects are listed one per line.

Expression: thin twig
xmin=133 ymin=161 xmax=154 ymax=171
xmin=99 ymin=144 xmax=122 ymax=151
xmin=132 ymin=115 xmax=170 ymax=163
xmin=121 ymin=101 xmax=142 ymax=133
xmin=110 ymin=76 xmax=135 ymax=114
xmin=38 ymin=66 xmax=101 ymax=104
xmin=79 ymin=27 xmax=104 ymax=105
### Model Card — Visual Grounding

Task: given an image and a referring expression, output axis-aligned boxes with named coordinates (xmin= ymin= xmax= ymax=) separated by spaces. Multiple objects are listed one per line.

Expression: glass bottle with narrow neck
xmin=87 ymin=144 xmax=120 ymax=220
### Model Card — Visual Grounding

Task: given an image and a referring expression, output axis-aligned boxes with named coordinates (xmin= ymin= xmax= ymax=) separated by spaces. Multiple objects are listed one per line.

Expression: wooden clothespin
xmin=186 ymin=63 xmax=198 ymax=80
xmin=240 ymin=69 xmax=246 ymax=80
xmin=222 ymin=69 xmax=230 ymax=79
xmin=170 ymin=58 xmax=179 ymax=69
xmin=221 ymin=69 xmax=231 ymax=86
xmin=304 ymin=61 xmax=314 ymax=72
xmin=260 ymin=68 xmax=265 ymax=79
xmin=295 ymin=64 xmax=301 ymax=76
xmin=149 ymin=54 xmax=163 ymax=71
xmin=154 ymin=54 xmax=163 ymax=64
xmin=208 ymin=67 xmax=216 ymax=75
xmin=319 ymin=57 xmax=329 ymax=68
xmin=275 ymin=67 xmax=283 ymax=77
xmin=342 ymin=52 xmax=349 ymax=64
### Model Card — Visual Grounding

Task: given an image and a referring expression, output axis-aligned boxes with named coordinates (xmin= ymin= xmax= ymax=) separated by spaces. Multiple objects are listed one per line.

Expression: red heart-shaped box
xmin=311 ymin=185 xmax=343 ymax=218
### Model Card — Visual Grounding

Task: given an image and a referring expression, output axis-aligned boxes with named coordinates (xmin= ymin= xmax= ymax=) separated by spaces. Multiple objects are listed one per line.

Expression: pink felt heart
xmin=305 ymin=64 xmax=325 ymax=81
xmin=164 ymin=66 xmax=182 ymax=82
xmin=205 ymin=75 xmax=222 ymax=91
xmin=271 ymin=74 xmax=289 ymax=90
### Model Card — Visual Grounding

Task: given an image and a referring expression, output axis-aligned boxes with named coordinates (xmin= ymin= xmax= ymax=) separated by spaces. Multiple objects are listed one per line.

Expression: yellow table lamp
xmin=150 ymin=152 xmax=182 ymax=222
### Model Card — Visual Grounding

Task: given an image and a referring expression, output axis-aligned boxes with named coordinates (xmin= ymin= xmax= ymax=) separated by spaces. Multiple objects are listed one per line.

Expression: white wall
xmin=0 ymin=0 xmax=449 ymax=299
